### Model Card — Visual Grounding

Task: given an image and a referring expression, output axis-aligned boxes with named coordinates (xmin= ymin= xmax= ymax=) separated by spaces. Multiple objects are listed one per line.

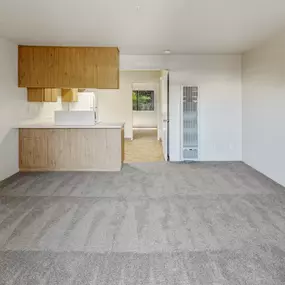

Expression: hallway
xmin=124 ymin=129 xmax=164 ymax=163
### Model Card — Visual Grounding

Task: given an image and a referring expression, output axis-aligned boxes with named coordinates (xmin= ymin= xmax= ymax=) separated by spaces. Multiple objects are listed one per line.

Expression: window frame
xmin=132 ymin=90 xmax=155 ymax=112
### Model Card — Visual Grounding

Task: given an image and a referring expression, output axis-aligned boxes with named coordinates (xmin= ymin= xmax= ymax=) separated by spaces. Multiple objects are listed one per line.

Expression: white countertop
xmin=17 ymin=122 xmax=124 ymax=129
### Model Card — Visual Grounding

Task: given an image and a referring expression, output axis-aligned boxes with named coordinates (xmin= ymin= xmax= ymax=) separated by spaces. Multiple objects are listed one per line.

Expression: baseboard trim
xmin=19 ymin=167 xmax=122 ymax=172
xmin=0 ymin=171 xmax=21 ymax=186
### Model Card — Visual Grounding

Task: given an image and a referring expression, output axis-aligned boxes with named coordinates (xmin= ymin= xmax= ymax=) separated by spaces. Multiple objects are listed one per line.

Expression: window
xmin=132 ymin=90 xmax=154 ymax=111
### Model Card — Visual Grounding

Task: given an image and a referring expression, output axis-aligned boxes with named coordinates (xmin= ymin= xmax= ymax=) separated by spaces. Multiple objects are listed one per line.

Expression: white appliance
xmin=65 ymin=91 xmax=98 ymax=121
xmin=55 ymin=111 xmax=96 ymax=126
xmin=70 ymin=92 xmax=96 ymax=111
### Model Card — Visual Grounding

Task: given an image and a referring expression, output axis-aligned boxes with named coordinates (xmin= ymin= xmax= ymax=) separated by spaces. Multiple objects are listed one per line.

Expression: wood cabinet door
xmin=19 ymin=129 xmax=49 ymax=170
xmin=43 ymin=88 xmax=52 ymax=102
xmin=19 ymin=46 xmax=119 ymax=89
xmin=27 ymin=88 xmax=59 ymax=102
xmin=27 ymin=88 xmax=44 ymax=102
xmin=61 ymin=89 xmax=78 ymax=102
xmin=97 ymin=48 xmax=119 ymax=89
xmin=50 ymin=89 xmax=59 ymax=102
xmin=19 ymin=47 xmax=58 ymax=87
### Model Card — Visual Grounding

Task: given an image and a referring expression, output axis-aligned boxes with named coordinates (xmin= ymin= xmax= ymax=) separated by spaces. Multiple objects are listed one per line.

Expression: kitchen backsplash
xmin=21 ymin=92 xmax=96 ymax=124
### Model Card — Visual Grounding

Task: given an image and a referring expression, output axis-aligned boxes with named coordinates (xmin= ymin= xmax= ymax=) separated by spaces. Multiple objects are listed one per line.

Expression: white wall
xmin=0 ymin=38 xmax=96 ymax=181
xmin=97 ymin=71 xmax=161 ymax=139
xmin=0 ymin=39 xmax=27 ymax=181
xmin=242 ymin=34 xmax=285 ymax=186
xmin=21 ymin=92 xmax=95 ymax=126
xmin=121 ymin=55 xmax=242 ymax=161
xmin=133 ymin=111 xmax=157 ymax=128
xmin=0 ymin=39 xmax=70 ymax=181
xmin=0 ymin=43 xmax=242 ymax=181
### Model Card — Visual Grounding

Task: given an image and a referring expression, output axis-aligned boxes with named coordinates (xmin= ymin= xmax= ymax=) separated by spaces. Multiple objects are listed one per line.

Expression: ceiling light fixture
xmin=164 ymin=50 xmax=171 ymax=54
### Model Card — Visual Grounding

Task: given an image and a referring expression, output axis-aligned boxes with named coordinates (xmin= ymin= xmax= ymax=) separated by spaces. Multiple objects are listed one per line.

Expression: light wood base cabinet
xmin=19 ymin=128 xmax=123 ymax=171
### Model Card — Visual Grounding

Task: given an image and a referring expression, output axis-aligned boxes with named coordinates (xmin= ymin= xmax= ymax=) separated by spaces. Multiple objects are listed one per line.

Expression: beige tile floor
xmin=124 ymin=129 xmax=165 ymax=163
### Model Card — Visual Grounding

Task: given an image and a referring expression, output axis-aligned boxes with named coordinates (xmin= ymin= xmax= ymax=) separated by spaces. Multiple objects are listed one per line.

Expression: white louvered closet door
xmin=182 ymin=86 xmax=198 ymax=160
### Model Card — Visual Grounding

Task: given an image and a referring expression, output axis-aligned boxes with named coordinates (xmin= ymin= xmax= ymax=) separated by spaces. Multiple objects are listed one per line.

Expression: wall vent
xmin=183 ymin=148 xmax=198 ymax=160
xmin=182 ymin=86 xmax=198 ymax=160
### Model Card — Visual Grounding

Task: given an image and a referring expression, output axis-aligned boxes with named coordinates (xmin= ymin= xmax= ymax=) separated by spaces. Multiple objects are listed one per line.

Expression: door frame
xmin=166 ymin=72 xmax=170 ymax=161
xmin=159 ymin=70 xmax=170 ymax=161
xmin=125 ymin=69 xmax=170 ymax=161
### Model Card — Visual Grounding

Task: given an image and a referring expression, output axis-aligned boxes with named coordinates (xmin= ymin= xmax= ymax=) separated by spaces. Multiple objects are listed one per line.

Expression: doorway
xmin=125 ymin=81 xmax=163 ymax=163
xmin=124 ymin=128 xmax=164 ymax=163
xmin=123 ymin=71 xmax=169 ymax=163
xmin=96 ymin=70 xmax=170 ymax=163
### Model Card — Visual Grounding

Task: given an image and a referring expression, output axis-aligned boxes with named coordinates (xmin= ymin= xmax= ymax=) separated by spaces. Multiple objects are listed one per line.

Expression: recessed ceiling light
xmin=164 ymin=50 xmax=171 ymax=54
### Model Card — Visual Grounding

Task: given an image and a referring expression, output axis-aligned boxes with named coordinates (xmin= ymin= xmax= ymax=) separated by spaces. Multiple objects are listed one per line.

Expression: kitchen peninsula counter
xmin=18 ymin=123 xmax=125 ymax=172
xmin=18 ymin=122 xmax=124 ymax=129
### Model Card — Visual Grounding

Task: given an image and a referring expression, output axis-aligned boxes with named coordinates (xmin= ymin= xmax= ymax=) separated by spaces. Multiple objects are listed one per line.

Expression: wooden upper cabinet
xmin=27 ymin=88 xmax=58 ymax=102
xmin=18 ymin=46 xmax=119 ymax=89
xmin=97 ymin=48 xmax=119 ymax=89
xmin=61 ymin=89 xmax=78 ymax=102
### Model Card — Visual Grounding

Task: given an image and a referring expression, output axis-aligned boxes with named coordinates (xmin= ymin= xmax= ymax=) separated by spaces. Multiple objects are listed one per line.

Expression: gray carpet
xmin=0 ymin=162 xmax=285 ymax=284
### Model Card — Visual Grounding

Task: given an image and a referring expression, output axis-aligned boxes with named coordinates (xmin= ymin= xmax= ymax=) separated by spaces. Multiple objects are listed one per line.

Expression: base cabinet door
xmin=19 ymin=129 xmax=49 ymax=169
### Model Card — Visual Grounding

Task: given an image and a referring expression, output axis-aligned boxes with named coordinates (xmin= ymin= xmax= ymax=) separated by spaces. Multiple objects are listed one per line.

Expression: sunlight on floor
xmin=124 ymin=129 xmax=164 ymax=163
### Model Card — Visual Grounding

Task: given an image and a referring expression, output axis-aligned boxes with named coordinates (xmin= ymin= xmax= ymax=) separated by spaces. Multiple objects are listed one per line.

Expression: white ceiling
xmin=1 ymin=0 xmax=285 ymax=54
